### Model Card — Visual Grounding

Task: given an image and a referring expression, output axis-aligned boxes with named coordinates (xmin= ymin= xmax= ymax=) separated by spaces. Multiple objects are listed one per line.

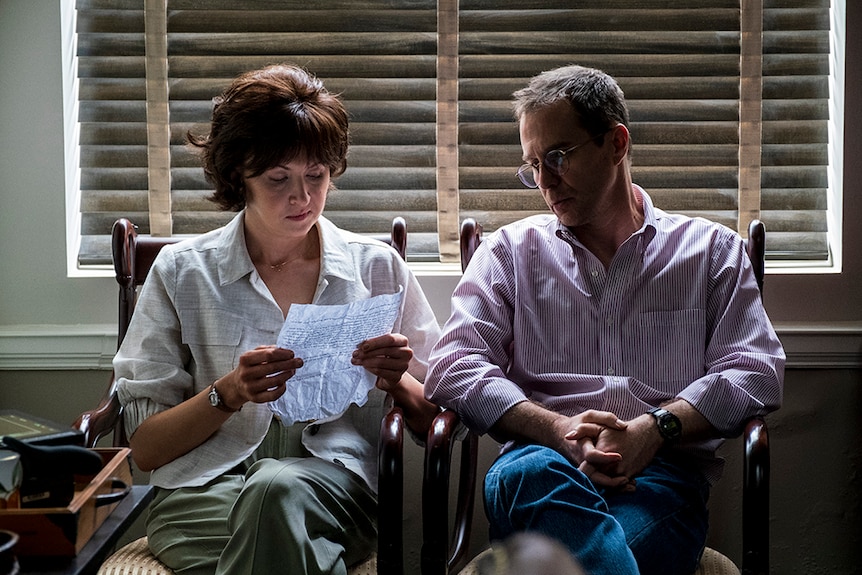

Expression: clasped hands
xmin=216 ymin=333 xmax=413 ymax=411
xmin=558 ymin=409 xmax=664 ymax=492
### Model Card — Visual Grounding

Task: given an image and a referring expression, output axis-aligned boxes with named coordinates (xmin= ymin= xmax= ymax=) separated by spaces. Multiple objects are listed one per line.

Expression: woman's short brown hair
xmin=188 ymin=64 xmax=349 ymax=211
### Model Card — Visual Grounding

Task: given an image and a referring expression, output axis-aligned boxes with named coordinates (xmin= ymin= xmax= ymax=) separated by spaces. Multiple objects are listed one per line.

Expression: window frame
xmin=61 ymin=0 xmax=847 ymax=278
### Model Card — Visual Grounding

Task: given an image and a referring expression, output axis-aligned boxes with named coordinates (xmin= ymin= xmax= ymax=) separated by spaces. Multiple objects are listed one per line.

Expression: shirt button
xmin=607 ymin=367 xmax=615 ymax=375
xmin=591 ymin=270 xmax=599 ymax=278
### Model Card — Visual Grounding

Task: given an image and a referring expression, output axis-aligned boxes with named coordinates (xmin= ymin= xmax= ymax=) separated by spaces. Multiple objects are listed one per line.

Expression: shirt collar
xmin=216 ymin=212 xmax=254 ymax=285
xmin=214 ymin=211 xmax=356 ymax=286
xmin=553 ymin=184 xmax=658 ymax=245
xmin=316 ymin=215 xmax=357 ymax=283
xmin=633 ymin=184 xmax=658 ymax=244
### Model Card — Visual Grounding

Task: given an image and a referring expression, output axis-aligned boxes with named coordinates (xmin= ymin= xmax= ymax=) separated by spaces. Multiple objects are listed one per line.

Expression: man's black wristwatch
xmin=648 ymin=407 xmax=681 ymax=442
xmin=209 ymin=382 xmax=240 ymax=413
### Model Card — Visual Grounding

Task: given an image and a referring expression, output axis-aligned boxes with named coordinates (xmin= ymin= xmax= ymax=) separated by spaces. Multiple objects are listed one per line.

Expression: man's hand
xmin=492 ymin=403 xmax=631 ymax=488
xmin=567 ymin=413 xmax=665 ymax=490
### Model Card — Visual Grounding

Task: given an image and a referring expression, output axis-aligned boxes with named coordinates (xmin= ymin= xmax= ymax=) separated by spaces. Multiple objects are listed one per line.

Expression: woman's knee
xmin=239 ymin=457 xmax=374 ymax=522
xmin=241 ymin=458 xmax=320 ymax=504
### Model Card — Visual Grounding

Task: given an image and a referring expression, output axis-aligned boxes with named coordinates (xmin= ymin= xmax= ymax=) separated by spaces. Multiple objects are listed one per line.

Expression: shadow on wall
xmin=0 ymin=368 xmax=860 ymax=573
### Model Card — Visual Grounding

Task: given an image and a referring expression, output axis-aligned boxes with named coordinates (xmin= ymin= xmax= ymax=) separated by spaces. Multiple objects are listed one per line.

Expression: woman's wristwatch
xmin=209 ymin=382 xmax=241 ymax=413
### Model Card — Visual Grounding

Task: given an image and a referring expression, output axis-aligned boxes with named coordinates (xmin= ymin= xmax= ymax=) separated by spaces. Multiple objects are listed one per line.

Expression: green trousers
xmin=146 ymin=420 xmax=378 ymax=575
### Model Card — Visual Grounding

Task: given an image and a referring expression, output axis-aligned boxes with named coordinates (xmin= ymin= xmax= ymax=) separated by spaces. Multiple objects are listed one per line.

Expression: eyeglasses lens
xmin=517 ymin=165 xmax=537 ymax=188
xmin=544 ymin=151 xmax=566 ymax=175
xmin=516 ymin=150 xmax=568 ymax=188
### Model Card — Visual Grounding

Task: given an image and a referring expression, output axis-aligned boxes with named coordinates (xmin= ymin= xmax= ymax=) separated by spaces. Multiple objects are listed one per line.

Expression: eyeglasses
xmin=516 ymin=129 xmax=612 ymax=188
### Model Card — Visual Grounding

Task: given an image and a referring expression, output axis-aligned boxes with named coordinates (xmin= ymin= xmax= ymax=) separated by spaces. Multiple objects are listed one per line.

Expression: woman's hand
xmin=351 ymin=333 xmax=413 ymax=392
xmin=216 ymin=345 xmax=303 ymax=409
xmin=352 ymin=332 xmax=440 ymax=435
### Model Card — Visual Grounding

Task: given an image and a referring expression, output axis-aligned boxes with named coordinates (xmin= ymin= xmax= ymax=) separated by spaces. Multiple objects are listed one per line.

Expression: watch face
xmin=651 ymin=408 xmax=681 ymax=440
xmin=660 ymin=416 xmax=681 ymax=437
xmin=209 ymin=387 xmax=219 ymax=407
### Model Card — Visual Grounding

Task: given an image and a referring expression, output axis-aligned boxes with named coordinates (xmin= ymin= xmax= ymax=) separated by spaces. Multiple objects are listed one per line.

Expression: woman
xmin=113 ymin=64 xmax=441 ymax=575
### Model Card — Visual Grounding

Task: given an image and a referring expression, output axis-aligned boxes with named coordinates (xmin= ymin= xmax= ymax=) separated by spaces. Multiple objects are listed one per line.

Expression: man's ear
xmin=610 ymin=124 xmax=631 ymax=165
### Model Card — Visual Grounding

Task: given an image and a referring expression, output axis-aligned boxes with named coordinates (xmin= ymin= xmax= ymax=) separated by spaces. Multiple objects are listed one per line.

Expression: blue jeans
xmin=484 ymin=444 xmax=710 ymax=575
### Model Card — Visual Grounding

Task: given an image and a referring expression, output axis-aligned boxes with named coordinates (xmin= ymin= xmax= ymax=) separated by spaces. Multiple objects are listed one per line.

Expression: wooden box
xmin=0 ymin=447 xmax=133 ymax=557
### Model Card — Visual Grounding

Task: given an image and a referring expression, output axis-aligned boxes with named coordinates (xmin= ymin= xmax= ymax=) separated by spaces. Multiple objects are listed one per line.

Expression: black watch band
xmin=648 ymin=407 xmax=681 ymax=442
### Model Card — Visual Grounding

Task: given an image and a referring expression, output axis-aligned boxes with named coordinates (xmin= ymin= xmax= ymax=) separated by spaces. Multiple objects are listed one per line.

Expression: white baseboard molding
xmin=773 ymin=321 xmax=862 ymax=369
xmin=0 ymin=324 xmax=116 ymax=370
xmin=0 ymin=322 xmax=860 ymax=371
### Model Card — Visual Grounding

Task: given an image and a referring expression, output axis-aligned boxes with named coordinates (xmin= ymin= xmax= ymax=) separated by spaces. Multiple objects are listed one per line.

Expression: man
xmin=425 ymin=65 xmax=784 ymax=575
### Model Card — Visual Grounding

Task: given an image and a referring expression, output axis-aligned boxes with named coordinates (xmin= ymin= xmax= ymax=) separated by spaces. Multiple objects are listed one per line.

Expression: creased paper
xmin=268 ymin=289 xmax=403 ymax=424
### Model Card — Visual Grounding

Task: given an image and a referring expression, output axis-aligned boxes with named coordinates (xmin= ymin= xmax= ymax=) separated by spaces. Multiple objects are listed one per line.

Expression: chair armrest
xmin=72 ymin=375 xmax=126 ymax=449
xmin=378 ymin=406 xmax=404 ymax=575
xmin=422 ymin=410 xmax=478 ymax=575
xmin=742 ymin=416 xmax=769 ymax=575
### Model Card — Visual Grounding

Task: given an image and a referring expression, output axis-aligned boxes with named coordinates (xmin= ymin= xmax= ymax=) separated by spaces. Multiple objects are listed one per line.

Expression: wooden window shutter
xmin=74 ymin=0 xmax=834 ymax=266
xmin=457 ymin=0 xmax=831 ymax=261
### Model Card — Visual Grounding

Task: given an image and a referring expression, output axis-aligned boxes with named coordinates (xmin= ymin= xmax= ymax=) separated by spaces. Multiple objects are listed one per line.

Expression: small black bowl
xmin=0 ymin=530 xmax=19 ymax=575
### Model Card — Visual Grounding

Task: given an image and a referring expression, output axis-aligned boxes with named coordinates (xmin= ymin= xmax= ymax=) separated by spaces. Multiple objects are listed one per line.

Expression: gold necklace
xmin=268 ymin=256 xmax=303 ymax=272
xmin=259 ymin=233 xmax=318 ymax=272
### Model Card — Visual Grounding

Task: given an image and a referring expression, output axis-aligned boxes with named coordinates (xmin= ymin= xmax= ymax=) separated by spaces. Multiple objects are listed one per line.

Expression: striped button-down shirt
xmin=425 ymin=188 xmax=784 ymax=483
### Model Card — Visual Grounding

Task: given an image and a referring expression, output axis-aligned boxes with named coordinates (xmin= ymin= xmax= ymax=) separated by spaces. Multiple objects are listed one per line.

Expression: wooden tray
xmin=0 ymin=447 xmax=133 ymax=557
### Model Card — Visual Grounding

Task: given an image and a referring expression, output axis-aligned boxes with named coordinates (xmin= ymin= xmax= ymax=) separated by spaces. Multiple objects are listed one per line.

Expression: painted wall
xmin=1 ymin=1 xmax=861 ymax=329
xmin=1 ymin=1 xmax=860 ymax=573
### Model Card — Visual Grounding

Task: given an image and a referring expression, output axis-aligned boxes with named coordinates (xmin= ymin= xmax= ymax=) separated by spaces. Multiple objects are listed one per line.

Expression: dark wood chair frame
xmin=74 ymin=215 xmax=410 ymax=575
xmin=422 ymin=218 xmax=770 ymax=575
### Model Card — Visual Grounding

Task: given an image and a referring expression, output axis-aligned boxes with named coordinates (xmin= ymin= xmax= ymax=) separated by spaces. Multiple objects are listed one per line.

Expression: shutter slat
xmin=459 ymin=55 xmax=741 ymax=77
xmin=460 ymin=9 xmax=739 ymax=32
xmin=167 ymin=56 xmax=437 ymax=79
xmin=168 ymin=10 xmax=435 ymax=33
xmin=168 ymin=0 xmax=436 ymax=9
xmin=459 ymin=32 xmax=741 ymax=55
xmin=169 ymin=33 xmax=437 ymax=56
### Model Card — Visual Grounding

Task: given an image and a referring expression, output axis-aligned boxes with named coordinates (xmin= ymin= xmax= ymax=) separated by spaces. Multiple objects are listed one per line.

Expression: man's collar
xmin=553 ymin=184 xmax=658 ymax=244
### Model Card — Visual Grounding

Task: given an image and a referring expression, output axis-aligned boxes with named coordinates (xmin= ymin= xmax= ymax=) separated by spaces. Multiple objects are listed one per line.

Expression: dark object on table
xmin=0 ymin=529 xmax=18 ymax=575
xmin=1 ymin=437 xmax=103 ymax=508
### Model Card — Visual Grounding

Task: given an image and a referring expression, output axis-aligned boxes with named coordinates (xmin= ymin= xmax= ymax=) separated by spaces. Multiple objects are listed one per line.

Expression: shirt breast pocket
xmin=633 ymin=309 xmax=706 ymax=389
xmin=180 ymin=308 xmax=245 ymax=376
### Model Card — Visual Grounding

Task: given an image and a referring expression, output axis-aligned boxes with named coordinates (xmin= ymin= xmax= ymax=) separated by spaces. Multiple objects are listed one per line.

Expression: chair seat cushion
xmin=694 ymin=547 xmax=740 ymax=575
xmin=98 ymin=536 xmax=378 ymax=575
xmin=97 ymin=537 xmax=173 ymax=575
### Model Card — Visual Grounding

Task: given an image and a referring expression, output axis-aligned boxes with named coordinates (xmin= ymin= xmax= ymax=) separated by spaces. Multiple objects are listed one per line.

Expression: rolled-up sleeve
xmin=677 ymin=233 xmax=785 ymax=436
xmin=114 ymin=247 xmax=193 ymax=439
xmin=425 ymin=238 xmax=528 ymax=434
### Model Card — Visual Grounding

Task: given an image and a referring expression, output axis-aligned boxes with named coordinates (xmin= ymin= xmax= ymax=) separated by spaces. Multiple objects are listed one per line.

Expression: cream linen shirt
xmin=115 ymin=212 xmax=441 ymax=491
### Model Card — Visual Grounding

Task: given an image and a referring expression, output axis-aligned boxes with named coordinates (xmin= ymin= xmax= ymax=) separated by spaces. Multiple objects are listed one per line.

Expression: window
xmin=66 ymin=0 xmax=843 ymax=271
